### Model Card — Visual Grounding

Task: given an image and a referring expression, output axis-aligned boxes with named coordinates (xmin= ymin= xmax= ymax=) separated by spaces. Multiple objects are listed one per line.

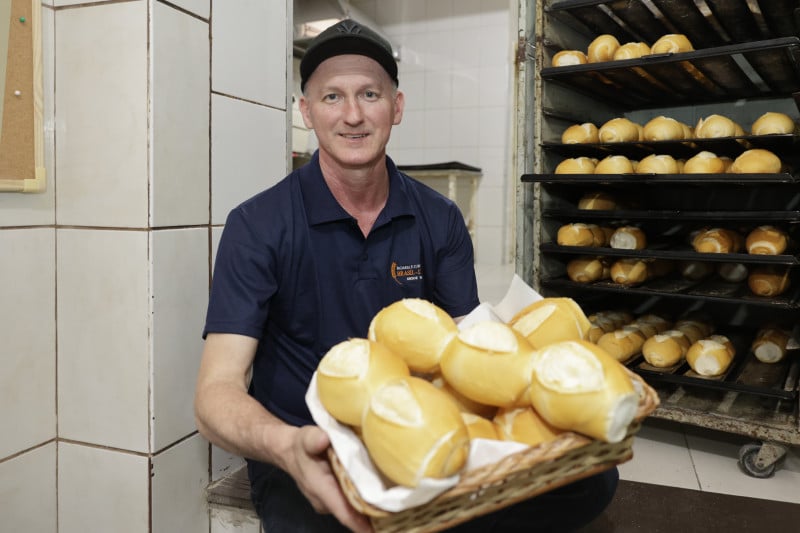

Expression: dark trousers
xmin=249 ymin=460 xmax=618 ymax=533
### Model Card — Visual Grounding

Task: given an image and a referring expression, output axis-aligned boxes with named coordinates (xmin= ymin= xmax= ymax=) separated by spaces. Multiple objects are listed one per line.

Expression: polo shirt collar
xmin=299 ymin=151 xmax=415 ymax=227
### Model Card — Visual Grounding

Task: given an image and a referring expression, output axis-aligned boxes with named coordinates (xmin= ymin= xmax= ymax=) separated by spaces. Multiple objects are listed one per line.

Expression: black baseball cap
xmin=300 ymin=19 xmax=398 ymax=92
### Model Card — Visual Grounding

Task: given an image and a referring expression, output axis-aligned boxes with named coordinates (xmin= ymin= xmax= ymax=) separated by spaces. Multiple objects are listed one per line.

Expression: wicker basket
xmin=329 ymin=371 xmax=660 ymax=533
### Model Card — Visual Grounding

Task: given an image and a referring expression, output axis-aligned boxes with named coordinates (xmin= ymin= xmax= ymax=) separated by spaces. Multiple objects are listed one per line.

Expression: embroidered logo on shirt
xmin=391 ymin=261 xmax=423 ymax=285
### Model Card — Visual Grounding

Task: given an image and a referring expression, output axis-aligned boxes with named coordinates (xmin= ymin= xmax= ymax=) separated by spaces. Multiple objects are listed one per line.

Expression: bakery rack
xmin=514 ymin=0 xmax=800 ymax=477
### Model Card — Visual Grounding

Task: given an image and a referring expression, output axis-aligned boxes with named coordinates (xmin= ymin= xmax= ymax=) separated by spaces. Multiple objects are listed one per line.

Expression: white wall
xmin=353 ymin=0 xmax=514 ymax=265
xmin=0 ymin=1 xmax=289 ymax=531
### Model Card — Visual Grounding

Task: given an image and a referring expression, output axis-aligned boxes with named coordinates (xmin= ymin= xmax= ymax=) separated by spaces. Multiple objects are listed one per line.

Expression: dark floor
xmin=578 ymin=480 xmax=800 ymax=532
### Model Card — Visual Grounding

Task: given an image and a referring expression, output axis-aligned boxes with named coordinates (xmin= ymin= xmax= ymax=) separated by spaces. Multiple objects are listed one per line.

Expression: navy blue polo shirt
xmin=203 ymin=153 xmax=479 ymax=427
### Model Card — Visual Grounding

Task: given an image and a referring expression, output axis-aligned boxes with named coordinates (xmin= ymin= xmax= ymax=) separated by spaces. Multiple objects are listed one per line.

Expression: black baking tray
xmin=547 ymin=0 xmax=800 ymax=49
xmin=540 ymin=275 xmax=800 ymax=308
xmin=522 ymin=172 xmax=800 ymax=184
xmin=541 ymin=133 xmax=800 ymax=160
xmin=540 ymin=38 xmax=800 ymax=107
xmin=543 ymin=208 xmax=800 ymax=222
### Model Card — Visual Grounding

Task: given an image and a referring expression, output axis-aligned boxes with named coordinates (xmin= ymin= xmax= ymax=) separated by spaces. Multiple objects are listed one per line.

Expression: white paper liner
xmin=305 ymin=274 xmax=539 ymax=512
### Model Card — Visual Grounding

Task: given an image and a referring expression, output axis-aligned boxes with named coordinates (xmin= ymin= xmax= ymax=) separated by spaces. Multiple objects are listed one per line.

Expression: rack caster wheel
xmin=737 ymin=442 xmax=786 ymax=478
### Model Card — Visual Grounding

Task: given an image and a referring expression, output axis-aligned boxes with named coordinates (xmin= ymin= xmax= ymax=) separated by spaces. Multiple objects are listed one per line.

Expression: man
xmin=195 ymin=19 xmax=617 ymax=533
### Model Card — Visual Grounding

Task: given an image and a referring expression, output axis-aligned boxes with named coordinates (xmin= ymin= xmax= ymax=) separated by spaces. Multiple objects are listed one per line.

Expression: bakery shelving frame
xmin=514 ymin=0 xmax=800 ymax=477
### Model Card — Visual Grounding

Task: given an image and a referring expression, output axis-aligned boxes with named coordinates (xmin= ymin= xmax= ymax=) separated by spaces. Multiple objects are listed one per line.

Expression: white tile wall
xmin=151 ymin=228 xmax=209 ymax=450
xmin=0 ymin=443 xmax=57 ymax=533
xmin=0 ymin=229 xmax=56 ymax=459
xmin=57 ymin=229 xmax=150 ymax=452
xmin=211 ymin=94 xmax=288 ymax=224
xmin=151 ymin=434 xmax=209 ymax=533
xmin=55 ymin=2 xmax=149 ymax=228
xmin=58 ymin=442 xmax=149 ymax=533
xmin=151 ymin=2 xmax=210 ymax=227
xmin=168 ymin=0 xmax=210 ymax=19
xmin=212 ymin=0 xmax=287 ymax=108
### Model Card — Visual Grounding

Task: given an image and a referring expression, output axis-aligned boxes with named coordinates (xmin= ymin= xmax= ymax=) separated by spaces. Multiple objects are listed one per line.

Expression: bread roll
xmin=368 ymin=298 xmax=458 ymax=373
xmin=587 ymin=34 xmax=621 ymax=63
xmin=562 ymin=123 xmax=600 ymax=144
xmin=610 ymin=258 xmax=649 ymax=286
xmin=709 ymin=334 xmax=735 ymax=357
xmin=610 ymin=226 xmax=647 ymax=250
xmin=636 ymin=154 xmax=679 ymax=174
xmin=509 ymin=297 xmax=593 ymax=350
xmin=578 ymin=191 xmax=617 ymax=210
xmin=752 ymin=327 xmax=791 ymax=363
xmin=555 ymin=157 xmax=597 ymax=174
xmin=692 ymin=228 xmax=742 ymax=254
xmin=567 ymin=257 xmax=607 ymax=283
xmin=595 ymin=155 xmax=635 ymax=174
xmin=589 ymin=310 xmax=634 ymax=330
xmin=651 ymin=34 xmax=694 ymax=54
xmin=746 ymin=225 xmax=789 ymax=255
xmin=633 ymin=314 xmax=672 ymax=335
xmin=557 ymin=223 xmax=606 ymax=247
xmin=596 ymin=325 xmax=646 ymax=362
xmin=748 ymin=266 xmax=791 ymax=297
xmin=729 ymin=149 xmax=782 ymax=174
xmin=686 ymin=339 xmax=734 ymax=377
xmin=587 ymin=315 xmax=618 ymax=343
xmin=642 ymin=330 xmax=690 ymax=367
xmin=599 ymin=118 xmax=641 ymax=143
xmin=695 ymin=114 xmax=737 ymax=138
xmin=717 ymin=262 xmax=749 ymax=283
xmin=316 ymin=338 xmax=410 ymax=426
xmin=683 ymin=151 xmax=726 ymax=173
xmin=643 ymin=116 xmax=687 ymax=141
xmin=675 ymin=319 xmax=714 ymax=344
xmin=431 ymin=374 xmax=498 ymax=420
xmin=613 ymin=42 xmax=651 ymax=60
xmin=751 ymin=112 xmax=796 ymax=135
xmin=529 ymin=340 xmax=639 ymax=443
xmin=361 ymin=376 xmax=470 ymax=486
xmin=493 ymin=406 xmax=563 ymax=446
xmin=461 ymin=412 xmax=500 ymax=441
xmin=440 ymin=321 xmax=535 ymax=407
xmin=552 ymin=50 xmax=588 ymax=67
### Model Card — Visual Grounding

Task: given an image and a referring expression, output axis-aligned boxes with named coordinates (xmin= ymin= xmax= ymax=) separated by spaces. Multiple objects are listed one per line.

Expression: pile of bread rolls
xmin=551 ymin=33 xmax=695 ymax=67
xmin=315 ymin=297 xmax=643 ymax=487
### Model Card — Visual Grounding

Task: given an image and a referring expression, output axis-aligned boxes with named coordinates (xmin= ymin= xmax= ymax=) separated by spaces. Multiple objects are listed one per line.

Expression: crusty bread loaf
xmin=509 ymin=297 xmax=593 ymax=349
xmin=557 ymin=223 xmax=607 ymax=247
xmin=610 ymin=226 xmax=647 ymax=250
xmin=596 ymin=325 xmax=646 ymax=362
xmin=529 ymin=340 xmax=639 ymax=443
xmin=613 ymin=42 xmax=651 ymax=60
xmin=692 ymin=228 xmax=743 ymax=254
xmin=643 ymin=116 xmax=688 ymax=141
xmin=748 ymin=266 xmax=791 ymax=297
xmin=695 ymin=114 xmax=737 ymax=138
xmin=598 ymin=117 xmax=641 ymax=143
xmin=595 ymin=155 xmax=635 ymax=174
xmin=751 ymin=112 xmax=796 ymax=135
xmin=431 ymin=374 xmax=498 ymax=420
xmin=675 ymin=318 xmax=714 ymax=344
xmin=317 ymin=338 xmax=410 ymax=426
xmin=746 ymin=225 xmax=789 ymax=255
xmin=578 ymin=191 xmax=617 ymax=210
xmin=587 ymin=34 xmax=621 ymax=63
xmin=636 ymin=154 xmax=680 ymax=174
xmin=562 ymin=123 xmax=600 ymax=144
xmin=555 ymin=157 xmax=597 ymax=174
xmin=493 ymin=406 xmax=563 ymax=446
xmin=610 ymin=258 xmax=649 ymax=286
xmin=686 ymin=338 xmax=734 ymax=377
xmin=683 ymin=151 xmax=726 ymax=173
xmin=752 ymin=327 xmax=792 ymax=363
xmin=650 ymin=34 xmax=694 ymax=54
xmin=439 ymin=321 xmax=536 ymax=407
xmin=567 ymin=256 xmax=607 ymax=283
xmin=552 ymin=50 xmax=588 ymax=67
xmin=729 ymin=149 xmax=783 ymax=174
xmin=361 ymin=376 xmax=470 ymax=486
xmin=642 ymin=330 xmax=690 ymax=367
xmin=461 ymin=412 xmax=501 ymax=441
xmin=368 ymin=298 xmax=458 ymax=373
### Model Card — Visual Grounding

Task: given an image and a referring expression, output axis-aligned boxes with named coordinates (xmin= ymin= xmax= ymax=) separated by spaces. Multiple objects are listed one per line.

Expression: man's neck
xmin=319 ymin=155 xmax=390 ymax=236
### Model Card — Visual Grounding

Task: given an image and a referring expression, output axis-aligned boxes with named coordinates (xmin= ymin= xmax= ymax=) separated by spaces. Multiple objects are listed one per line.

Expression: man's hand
xmin=285 ymin=425 xmax=374 ymax=533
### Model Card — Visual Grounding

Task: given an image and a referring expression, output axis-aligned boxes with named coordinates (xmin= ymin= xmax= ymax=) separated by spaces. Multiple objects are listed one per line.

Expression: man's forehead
xmin=306 ymin=54 xmax=394 ymax=89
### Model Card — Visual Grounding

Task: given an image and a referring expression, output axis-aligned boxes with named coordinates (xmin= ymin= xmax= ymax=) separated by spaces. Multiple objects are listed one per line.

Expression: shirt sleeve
xmin=432 ymin=203 xmax=480 ymax=317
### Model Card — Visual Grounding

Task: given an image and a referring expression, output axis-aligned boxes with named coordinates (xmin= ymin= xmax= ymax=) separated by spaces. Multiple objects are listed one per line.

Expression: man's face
xmin=300 ymin=54 xmax=404 ymax=169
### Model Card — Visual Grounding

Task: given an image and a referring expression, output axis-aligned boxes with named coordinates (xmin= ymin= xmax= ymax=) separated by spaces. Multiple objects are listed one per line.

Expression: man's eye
xmin=364 ymin=90 xmax=378 ymax=99
xmin=324 ymin=94 xmax=339 ymax=102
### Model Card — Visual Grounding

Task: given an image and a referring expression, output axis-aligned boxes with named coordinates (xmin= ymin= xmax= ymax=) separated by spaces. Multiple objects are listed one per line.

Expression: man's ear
xmin=393 ymin=90 xmax=405 ymax=126
xmin=299 ymin=96 xmax=314 ymax=129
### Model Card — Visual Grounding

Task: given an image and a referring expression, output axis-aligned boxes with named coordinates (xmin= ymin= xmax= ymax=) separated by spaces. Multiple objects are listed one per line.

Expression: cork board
xmin=0 ymin=0 xmax=45 ymax=193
